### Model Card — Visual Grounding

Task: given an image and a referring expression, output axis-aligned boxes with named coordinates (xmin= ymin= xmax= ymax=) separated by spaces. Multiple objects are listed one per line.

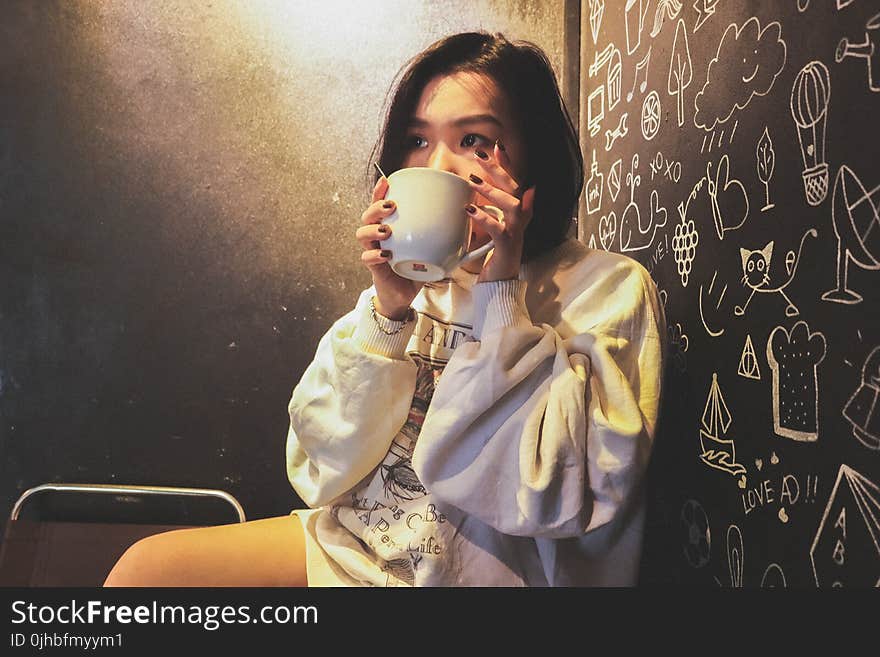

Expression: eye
xmin=748 ymin=261 xmax=755 ymax=272
xmin=757 ymin=260 xmax=765 ymax=271
xmin=461 ymin=133 xmax=489 ymax=148
xmin=404 ymin=134 xmax=427 ymax=150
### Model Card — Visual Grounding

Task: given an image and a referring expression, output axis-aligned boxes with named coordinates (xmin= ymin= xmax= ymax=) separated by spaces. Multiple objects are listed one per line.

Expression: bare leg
xmin=103 ymin=515 xmax=308 ymax=587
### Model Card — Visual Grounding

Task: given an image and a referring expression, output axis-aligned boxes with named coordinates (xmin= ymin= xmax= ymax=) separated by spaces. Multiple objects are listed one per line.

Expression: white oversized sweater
xmin=286 ymin=238 xmax=665 ymax=586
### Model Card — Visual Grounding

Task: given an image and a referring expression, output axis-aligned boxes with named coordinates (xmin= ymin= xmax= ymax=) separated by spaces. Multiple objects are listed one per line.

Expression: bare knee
xmin=103 ymin=532 xmax=176 ymax=587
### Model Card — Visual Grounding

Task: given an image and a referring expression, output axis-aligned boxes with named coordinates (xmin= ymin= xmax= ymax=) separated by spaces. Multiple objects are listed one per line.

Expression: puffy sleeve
xmin=411 ymin=261 xmax=665 ymax=539
xmin=286 ymin=288 xmax=418 ymax=507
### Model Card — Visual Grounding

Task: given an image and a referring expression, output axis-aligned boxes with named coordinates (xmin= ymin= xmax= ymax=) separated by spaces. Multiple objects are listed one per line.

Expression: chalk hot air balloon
xmin=790 ymin=61 xmax=831 ymax=206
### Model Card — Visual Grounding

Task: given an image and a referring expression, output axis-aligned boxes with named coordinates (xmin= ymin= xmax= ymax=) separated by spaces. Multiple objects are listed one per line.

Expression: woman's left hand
xmin=466 ymin=141 xmax=536 ymax=282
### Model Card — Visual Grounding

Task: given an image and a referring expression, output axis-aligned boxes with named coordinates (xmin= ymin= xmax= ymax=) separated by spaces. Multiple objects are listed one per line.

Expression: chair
xmin=0 ymin=483 xmax=246 ymax=587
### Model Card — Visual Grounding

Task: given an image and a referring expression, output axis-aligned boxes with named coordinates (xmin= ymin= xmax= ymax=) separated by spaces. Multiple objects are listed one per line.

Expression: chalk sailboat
xmin=699 ymin=373 xmax=747 ymax=475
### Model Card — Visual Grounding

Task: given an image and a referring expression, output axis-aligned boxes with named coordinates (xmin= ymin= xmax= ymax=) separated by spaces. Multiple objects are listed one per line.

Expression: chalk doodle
xmin=741 ymin=471 xmax=821 ymax=517
xmin=791 ymin=61 xmax=831 ymax=206
xmin=650 ymin=151 xmax=681 ymax=183
xmin=700 ymin=120 xmax=738 ymax=154
xmin=734 ymin=229 xmax=817 ymax=318
xmin=672 ymin=177 xmax=704 ymax=287
xmin=767 ymin=321 xmax=826 ymax=442
xmin=619 ymin=155 xmax=640 ymax=247
xmin=842 ymin=345 xmax=880 ymax=450
xmin=699 ymin=372 xmax=746 ymax=476
xmin=693 ymin=0 xmax=719 ymax=33
xmin=605 ymin=113 xmax=628 ymax=150
xmin=623 ymin=189 xmax=668 ymax=253
xmin=625 ymin=0 xmax=650 ymax=55
xmin=627 ymin=46 xmax=651 ymax=103
xmin=738 ymin=334 xmax=761 ymax=380
xmin=641 ymin=90 xmax=662 ymax=141
xmin=587 ymin=85 xmax=605 ymax=137
xmin=694 ymin=17 xmax=787 ymax=144
xmin=810 ymin=464 xmax=880 ymax=587
xmin=680 ymin=499 xmax=711 ymax=568
xmin=726 ymin=525 xmax=744 ymax=588
xmin=607 ymin=157 xmax=623 ymax=203
xmin=707 ymin=154 xmax=750 ymax=239
xmin=821 ymin=165 xmax=880 ymax=305
xmin=699 ymin=270 xmax=727 ymax=337
xmin=797 ymin=0 xmax=809 ymax=11
xmin=619 ymin=155 xmax=668 ymax=253
xmin=836 ymin=12 xmax=880 ymax=93
xmin=761 ymin=563 xmax=787 ymax=588
xmin=651 ymin=0 xmax=683 ymax=38
xmin=667 ymin=18 xmax=694 ymax=127
xmin=669 ymin=322 xmax=689 ymax=372
xmin=598 ymin=211 xmax=617 ymax=251
xmin=588 ymin=234 xmax=597 ymax=250
xmin=589 ymin=42 xmax=623 ymax=111
xmin=589 ymin=0 xmax=605 ymax=45
xmin=755 ymin=127 xmax=776 ymax=212
xmin=586 ymin=150 xmax=604 ymax=216
xmin=646 ymin=231 xmax=670 ymax=276
xmin=838 ymin=0 xmax=856 ymax=9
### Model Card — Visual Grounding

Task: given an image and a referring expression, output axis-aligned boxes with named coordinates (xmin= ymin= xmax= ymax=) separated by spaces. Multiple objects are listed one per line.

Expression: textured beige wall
xmin=40 ymin=0 xmax=568 ymax=301
xmin=0 ymin=1 xmax=570 ymax=522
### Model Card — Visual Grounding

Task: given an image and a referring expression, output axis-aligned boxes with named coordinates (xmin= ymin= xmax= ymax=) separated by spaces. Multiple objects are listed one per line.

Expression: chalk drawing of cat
xmin=735 ymin=228 xmax=817 ymax=317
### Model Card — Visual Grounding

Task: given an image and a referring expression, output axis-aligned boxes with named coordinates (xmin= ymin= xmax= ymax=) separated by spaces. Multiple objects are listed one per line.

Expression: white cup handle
xmin=453 ymin=205 xmax=502 ymax=271
xmin=456 ymin=240 xmax=494 ymax=268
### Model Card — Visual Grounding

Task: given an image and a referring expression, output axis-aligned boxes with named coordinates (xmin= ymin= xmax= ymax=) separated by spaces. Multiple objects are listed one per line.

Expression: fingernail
xmin=378 ymin=225 xmax=388 ymax=234
xmin=475 ymin=149 xmax=489 ymax=160
xmin=380 ymin=250 xmax=392 ymax=258
xmin=495 ymin=138 xmax=506 ymax=152
xmin=465 ymin=204 xmax=477 ymax=214
xmin=382 ymin=201 xmax=394 ymax=209
xmin=469 ymin=174 xmax=483 ymax=185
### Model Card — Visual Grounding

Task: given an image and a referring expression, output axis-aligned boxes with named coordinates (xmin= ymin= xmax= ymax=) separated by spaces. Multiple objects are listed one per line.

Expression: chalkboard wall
xmin=580 ymin=0 xmax=880 ymax=586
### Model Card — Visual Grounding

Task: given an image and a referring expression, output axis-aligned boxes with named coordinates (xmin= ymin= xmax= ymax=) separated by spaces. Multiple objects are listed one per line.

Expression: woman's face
xmin=401 ymin=72 xmax=527 ymax=250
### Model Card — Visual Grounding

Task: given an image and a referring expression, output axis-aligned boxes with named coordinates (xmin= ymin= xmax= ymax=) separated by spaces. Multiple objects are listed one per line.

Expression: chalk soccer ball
xmin=680 ymin=499 xmax=711 ymax=568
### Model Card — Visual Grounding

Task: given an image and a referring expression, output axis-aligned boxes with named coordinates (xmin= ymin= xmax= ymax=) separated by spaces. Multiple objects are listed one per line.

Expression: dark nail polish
xmin=382 ymin=201 xmax=394 ymax=209
xmin=469 ymin=174 xmax=483 ymax=185
xmin=495 ymin=138 xmax=506 ymax=152
xmin=380 ymin=250 xmax=392 ymax=258
xmin=475 ymin=149 xmax=489 ymax=160
xmin=378 ymin=225 xmax=388 ymax=234
xmin=465 ymin=204 xmax=477 ymax=214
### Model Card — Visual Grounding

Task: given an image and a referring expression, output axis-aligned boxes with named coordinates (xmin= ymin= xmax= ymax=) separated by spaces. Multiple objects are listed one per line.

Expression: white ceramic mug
xmin=382 ymin=167 xmax=496 ymax=282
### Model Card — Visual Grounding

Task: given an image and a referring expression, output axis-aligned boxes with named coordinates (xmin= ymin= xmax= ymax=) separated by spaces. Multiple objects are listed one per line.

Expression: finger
xmin=472 ymin=145 xmax=518 ymax=195
xmin=361 ymin=198 xmax=396 ymax=226
xmin=355 ymin=223 xmax=392 ymax=250
xmin=520 ymin=186 xmax=536 ymax=220
xmin=361 ymin=247 xmax=393 ymax=269
xmin=465 ymin=203 xmax=504 ymax=240
xmin=467 ymin=173 xmax=521 ymax=215
xmin=371 ymin=176 xmax=390 ymax=203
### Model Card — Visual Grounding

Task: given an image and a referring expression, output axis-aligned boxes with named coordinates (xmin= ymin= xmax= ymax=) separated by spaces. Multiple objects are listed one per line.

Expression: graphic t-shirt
xmin=332 ymin=306 xmax=473 ymax=586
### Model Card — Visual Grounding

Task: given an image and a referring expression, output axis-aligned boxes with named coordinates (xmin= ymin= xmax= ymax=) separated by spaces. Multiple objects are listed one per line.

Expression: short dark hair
xmin=368 ymin=32 xmax=584 ymax=262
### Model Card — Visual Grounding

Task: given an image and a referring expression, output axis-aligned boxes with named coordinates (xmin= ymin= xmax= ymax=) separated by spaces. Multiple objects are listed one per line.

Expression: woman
xmin=104 ymin=32 xmax=665 ymax=587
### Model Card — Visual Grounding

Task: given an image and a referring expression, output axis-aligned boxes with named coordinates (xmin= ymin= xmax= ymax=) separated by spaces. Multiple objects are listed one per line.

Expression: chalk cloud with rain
xmin=694 ymin=17 xmax=787 ymax=132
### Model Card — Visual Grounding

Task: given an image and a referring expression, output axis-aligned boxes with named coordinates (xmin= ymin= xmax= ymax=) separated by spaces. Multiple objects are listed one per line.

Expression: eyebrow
xmin=406 ymin=114 xmax=504 ymax=129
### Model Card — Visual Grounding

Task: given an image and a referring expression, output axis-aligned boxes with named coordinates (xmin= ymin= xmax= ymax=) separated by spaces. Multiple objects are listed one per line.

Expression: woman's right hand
xmin=356 ymin=176 xmax=423 ymax=320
